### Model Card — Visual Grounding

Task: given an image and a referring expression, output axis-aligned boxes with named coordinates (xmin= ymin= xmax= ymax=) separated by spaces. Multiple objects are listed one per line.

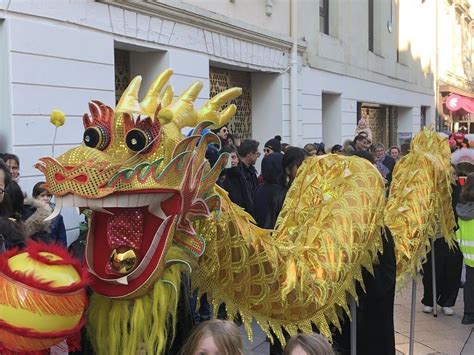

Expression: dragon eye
xmin=83 ymin=126 xmax=110 ymax=150
xmin=126 ymin=128 xmax=152 ymax=153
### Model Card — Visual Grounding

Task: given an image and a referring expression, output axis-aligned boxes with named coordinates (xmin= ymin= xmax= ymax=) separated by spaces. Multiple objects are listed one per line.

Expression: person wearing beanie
xmin=254 ymin=153 xmax=284 ymax=228
xmin=264 ymin=135 xmax=282 ymax=156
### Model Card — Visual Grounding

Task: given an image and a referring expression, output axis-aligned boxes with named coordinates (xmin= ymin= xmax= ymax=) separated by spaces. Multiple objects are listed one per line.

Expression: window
xmin=114 ymin=49 xmax=130 ymax=104
xmin=210 ymin=67 xmax=252 ymax=139
xmin=319 ymin=0 xmax=329 ymax=35
xmin=368 ymin=0 xmax=374 ymax=51
xmin=420 ymin=106 xmax=427 ymax=128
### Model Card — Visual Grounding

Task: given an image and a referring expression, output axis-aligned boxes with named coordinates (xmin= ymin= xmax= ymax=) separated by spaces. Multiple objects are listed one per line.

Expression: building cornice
xmin=439 ymin=83 xmax=474 ymax=98
xmin=98 ymin=0 xmax=307 ymax=53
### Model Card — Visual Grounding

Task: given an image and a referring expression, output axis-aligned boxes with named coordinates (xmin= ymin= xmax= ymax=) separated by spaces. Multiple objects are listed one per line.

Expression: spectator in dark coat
xmin=421 ymin=179 xmax=463 ymax=316
xmin=333 ymin=152 xmax=396 ymax=355
xmin=268 ymin=147 xmax=308 ymax=355
xmin=237 ymin=139 xmax=260 ymax=196
xmin=220 ymin=142 xmax=257 ymax=217
xmin=254 ymin=153 xmax=284 ymax=229
xmin=371 ymin=143 xmax=396 ymax=184
xmin=346 ymin=133 xmax=371 ymax=154
xmin=213 ymin=125 xmax=230 ymax=148
xmin=6 ymin=181 xmax=52 ymax=244
xmin=32 ymin=182 xmax=67 ymax=247
xmin=263 ymin=136 xmax=282 ymax=156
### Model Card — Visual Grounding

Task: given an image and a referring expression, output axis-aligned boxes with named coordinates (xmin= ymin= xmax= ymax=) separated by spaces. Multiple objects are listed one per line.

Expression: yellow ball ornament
xmin=50 ymin=109 xmax=66 ymax=127
xmin=0 ymin=244 xmax=88 ymax=352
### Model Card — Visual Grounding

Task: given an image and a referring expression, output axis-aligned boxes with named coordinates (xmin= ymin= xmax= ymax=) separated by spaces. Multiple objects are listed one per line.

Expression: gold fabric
xmin=36 ymin=70 xmax=239 ymax=198
xmin=385 ymin=129 xmax=455 ymax=283
xmin=193 ymin=155 xmax=386 ymax=343
xmin=33 ymin=69 xmax=454 ymax=352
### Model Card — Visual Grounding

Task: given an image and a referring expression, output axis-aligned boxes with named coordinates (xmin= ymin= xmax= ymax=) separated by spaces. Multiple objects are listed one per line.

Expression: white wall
xmin=397 ymin=106 xmax=414 ymax=136
xmin=301 ymin=0 xmax=434 ymax=96
xmin=8 ymin=17 xmax=115 ymax=243
xmin=182 ymin=0 xmax=291 ymax=36
xmin=322 ymin=93 xmax=342 ymax=149
xmin=301 ymin=66 xmax=435 ymax=146
xmin=0 ymin=19 xmax=11 ymax=153
xmin=168 ymin=49 xmax=210 ymax=107
xmin=251 ymin=72 xmax=284 ymax=171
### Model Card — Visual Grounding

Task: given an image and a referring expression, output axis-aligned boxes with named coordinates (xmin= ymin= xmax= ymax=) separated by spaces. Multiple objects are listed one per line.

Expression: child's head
xmin=32 ymin=182 xmax=52 ymax=204
xmin=461 ymin=173 xmax=474 ymax=203
xmin=180 ymin=319 xmax=244 ymax=355
xmin=283 ymin=333 xmax=334 ymax=355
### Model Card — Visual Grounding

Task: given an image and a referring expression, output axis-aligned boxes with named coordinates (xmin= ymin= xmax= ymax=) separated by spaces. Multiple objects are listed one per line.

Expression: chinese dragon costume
xmin=0 ymin=69 xmax=455 ymax=354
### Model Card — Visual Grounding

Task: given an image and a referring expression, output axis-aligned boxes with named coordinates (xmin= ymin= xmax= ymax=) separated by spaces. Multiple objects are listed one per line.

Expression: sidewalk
xmin=241 ymin=274 xmax=474 ymax=354
xmin=395 ymin=275 xmax=474 ymax=355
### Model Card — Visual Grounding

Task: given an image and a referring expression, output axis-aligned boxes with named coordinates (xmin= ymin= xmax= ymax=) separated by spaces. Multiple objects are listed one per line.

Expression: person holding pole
xmin=421 ymin=170 xmax=463 ymax=315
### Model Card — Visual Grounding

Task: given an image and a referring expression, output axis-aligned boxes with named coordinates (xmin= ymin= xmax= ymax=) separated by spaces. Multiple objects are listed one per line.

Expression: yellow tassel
xmin=87 ymin=264 xmax=181 ymax=355
xmin=281 ymin=256 xmax=297 ymax=298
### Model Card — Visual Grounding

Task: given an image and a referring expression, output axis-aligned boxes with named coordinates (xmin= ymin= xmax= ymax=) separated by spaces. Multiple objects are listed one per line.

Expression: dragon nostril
xmin=74 ymin=174 xmax=88 ymax=183
xmin=54 ymin=173 xmax=66 ymax=182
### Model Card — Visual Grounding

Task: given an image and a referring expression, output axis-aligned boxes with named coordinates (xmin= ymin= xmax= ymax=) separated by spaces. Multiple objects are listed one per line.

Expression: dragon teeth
xmin=45 ymin=196 xmax=63 ymax=221
xmin=149 ymin=193 xmax=174 ymax=219
xmin=128 ymin=194 xmax=139 ymax=208
xmin=44 ymin=193 xmax=175 ymax=221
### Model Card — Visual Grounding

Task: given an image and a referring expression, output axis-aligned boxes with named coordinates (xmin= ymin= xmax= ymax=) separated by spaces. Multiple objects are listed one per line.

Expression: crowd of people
xmin=0 ymin=153 xmax=67 ymax=250
xmin=1 ymin=118 xmax=474 ymax=355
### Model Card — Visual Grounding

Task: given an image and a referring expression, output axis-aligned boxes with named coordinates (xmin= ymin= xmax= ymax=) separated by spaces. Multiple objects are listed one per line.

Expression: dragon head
xmin=36 ymin=69 xmax=241 ymax=299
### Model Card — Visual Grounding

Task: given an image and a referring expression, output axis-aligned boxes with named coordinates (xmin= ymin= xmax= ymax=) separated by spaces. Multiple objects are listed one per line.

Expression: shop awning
xmin=445 ymin=94 xmax=474 ymax=113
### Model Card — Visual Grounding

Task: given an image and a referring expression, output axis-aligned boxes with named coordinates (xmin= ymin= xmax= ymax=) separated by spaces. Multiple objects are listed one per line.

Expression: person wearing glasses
xmin=237 ymin=140 xmax=260 ymax=197
xmin=213 ymin=125 xmax=230 ymax=148
xmin=220 ymin=141 xmax=260 ymax=218
xmin=263 ymin=136 xmax=282 ymax=156
xmin=331 ymin=144 xmax=343 ymax=154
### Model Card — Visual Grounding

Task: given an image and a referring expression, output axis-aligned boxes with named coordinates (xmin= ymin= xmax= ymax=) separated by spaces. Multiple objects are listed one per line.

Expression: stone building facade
xmin=0 ymin=0 xmax=457 ymax=241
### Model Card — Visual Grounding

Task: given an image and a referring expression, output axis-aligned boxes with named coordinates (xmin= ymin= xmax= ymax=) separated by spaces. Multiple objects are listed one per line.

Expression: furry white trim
xmin=451 ymin=148 xmax=474 ymax=166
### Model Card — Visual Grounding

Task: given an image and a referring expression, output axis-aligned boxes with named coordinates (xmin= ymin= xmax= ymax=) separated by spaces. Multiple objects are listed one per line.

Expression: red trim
xmin=0 ymin=242 xmax=89 ymax=293
xmin=0 ymin=345 xmax=49 ymax=355
xmin=54 ymin=173 xmax=66 ymax=182
xmin=0 ymin=317 xmax=86 ymax=339
xmin=72 ymin=174 xmax=89 ymax=184
xmin=87 ymin=207 xmax=177 ymax=298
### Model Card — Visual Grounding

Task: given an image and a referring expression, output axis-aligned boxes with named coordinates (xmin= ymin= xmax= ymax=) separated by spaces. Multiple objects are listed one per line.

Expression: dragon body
xmin=6 ymin=69 xmax=451 ymax=354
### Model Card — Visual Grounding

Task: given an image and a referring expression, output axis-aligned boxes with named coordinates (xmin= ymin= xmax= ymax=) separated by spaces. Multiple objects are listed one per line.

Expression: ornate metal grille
xmin=115 ymin=49 xmax=131 ymax=104
xmin=210 ymin=67 xmax=252 ymax=140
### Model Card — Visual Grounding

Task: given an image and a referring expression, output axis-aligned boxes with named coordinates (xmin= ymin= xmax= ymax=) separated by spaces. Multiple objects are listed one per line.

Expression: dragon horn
xmin=116 ymin=76 xmax=142 ymax=113
xmin=158 ymin=81 xmax=203 ymax=129
xmin=140 ymin=69 xmax=174 ymax=117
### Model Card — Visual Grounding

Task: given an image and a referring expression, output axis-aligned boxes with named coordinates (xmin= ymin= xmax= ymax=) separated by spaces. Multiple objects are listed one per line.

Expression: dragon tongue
xmin=106 ymin=207 xmax=145 ymax=250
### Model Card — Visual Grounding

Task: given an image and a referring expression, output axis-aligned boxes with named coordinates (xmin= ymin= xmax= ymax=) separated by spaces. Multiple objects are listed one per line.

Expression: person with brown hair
xmin=283 ymin=333 xmax=334 ymax=355
xmin=179 ymin=319 xmax=244 ymax=355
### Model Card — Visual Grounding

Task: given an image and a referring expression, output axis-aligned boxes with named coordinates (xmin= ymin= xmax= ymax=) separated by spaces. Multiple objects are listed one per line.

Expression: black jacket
xmin=383 ymin=154 xmax=396 ymax=184
xmin=220 ymin=166 xmax=256 ymax=217
xmin=240 ymin=163 xmax=259 ymax=199
xmin=254 ymin=153 xmax=285 ymax=228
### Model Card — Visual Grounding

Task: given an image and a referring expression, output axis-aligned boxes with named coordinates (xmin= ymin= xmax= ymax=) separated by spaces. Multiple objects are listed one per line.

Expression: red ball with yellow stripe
xmin=0 ymin=242 xmax=88 ymax=352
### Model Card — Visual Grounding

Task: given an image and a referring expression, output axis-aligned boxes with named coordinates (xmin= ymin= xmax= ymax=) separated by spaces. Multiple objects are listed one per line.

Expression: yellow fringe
xmin=87 ymin=263 xmax=181 ymax=355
